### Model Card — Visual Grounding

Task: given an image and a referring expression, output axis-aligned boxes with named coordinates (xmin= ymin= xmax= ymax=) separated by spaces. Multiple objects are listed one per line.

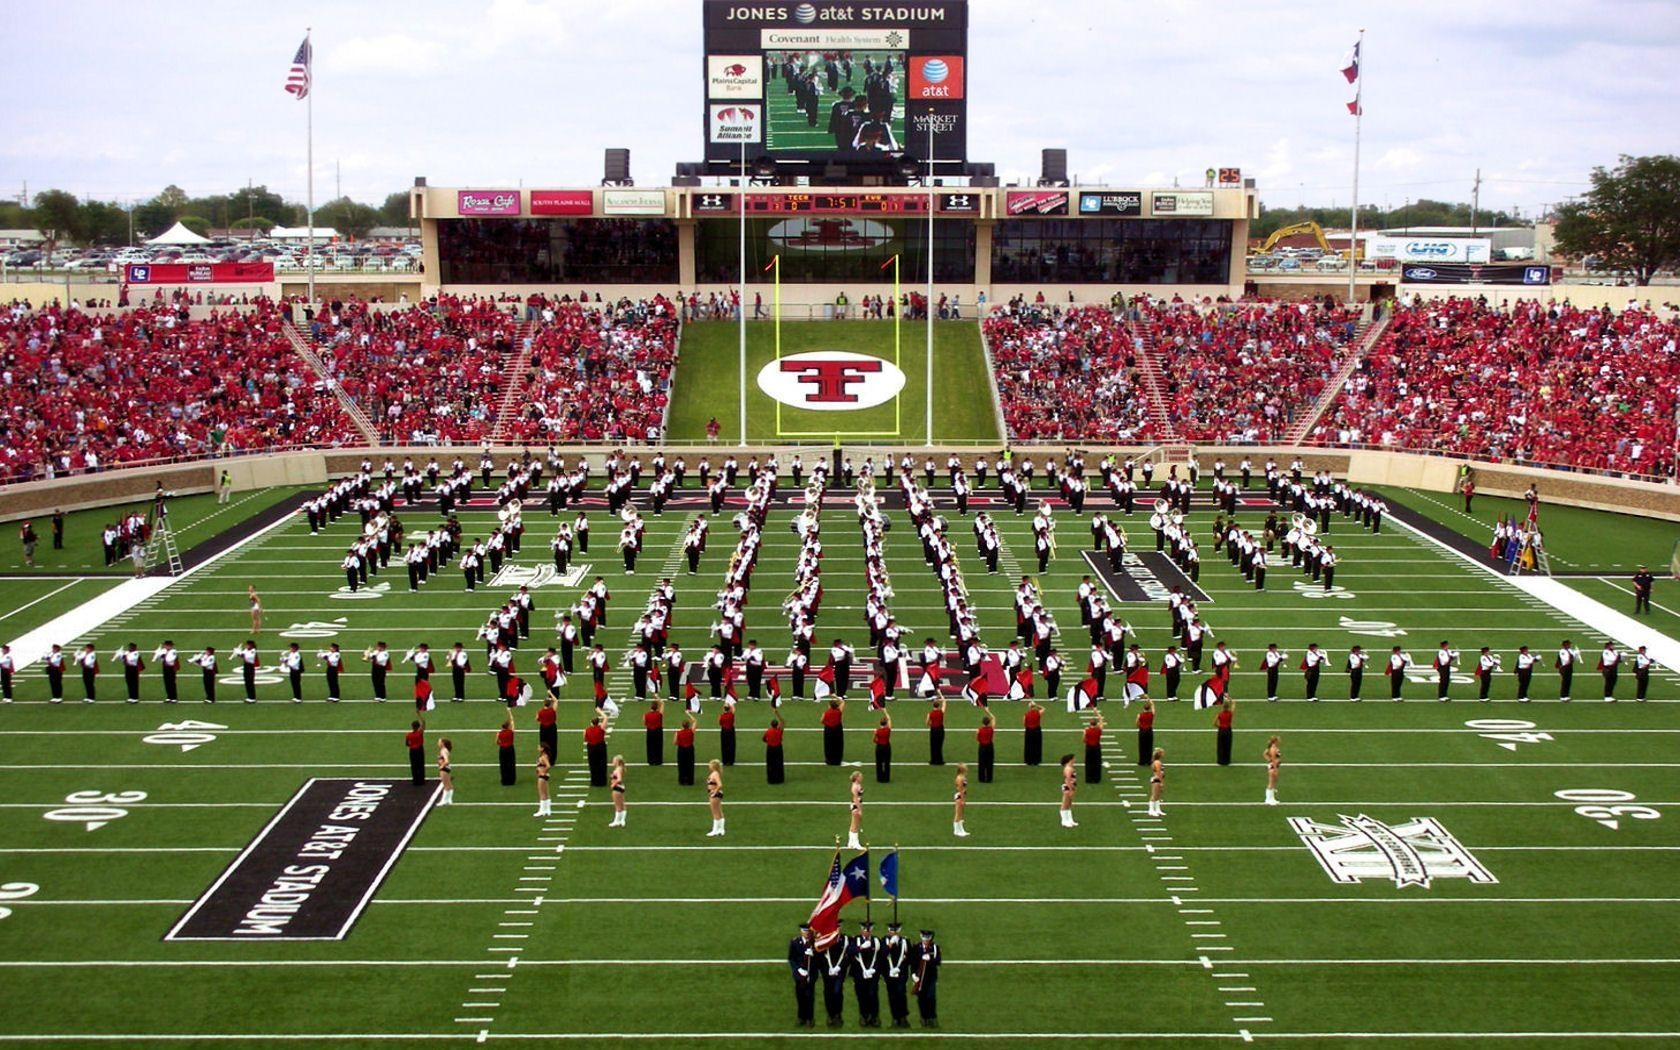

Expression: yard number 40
xmin=1464 ymin=718 xmax=1553 ymax=752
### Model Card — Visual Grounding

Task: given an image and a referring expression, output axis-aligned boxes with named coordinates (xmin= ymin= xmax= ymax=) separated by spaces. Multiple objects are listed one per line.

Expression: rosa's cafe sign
xmin=756 ymin=351 xmax=906 ymax=412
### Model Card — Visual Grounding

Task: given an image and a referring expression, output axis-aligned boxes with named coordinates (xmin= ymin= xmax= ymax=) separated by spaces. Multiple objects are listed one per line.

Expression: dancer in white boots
xmin=1059 ymin=753 xmax=1079 ymax=828
xmin=1263 ymin=735 xmax=1281 ymax=806
xmin=436 ymin=737 xmax=455 ymax=805
xmin=608 ymin=755 xmax=627 ymax=827
xmin=534 ymin=745 xmax=552 ymax=816
xmin=847 ymin=771 xmax=865 ymax=850
xmin=952 ymin=763 xmax=969 ymax=837
xmin=705 ymin=759 xmax=726 ymax=837
xmin=1148 ymin=747 xmax=1166 ymax=817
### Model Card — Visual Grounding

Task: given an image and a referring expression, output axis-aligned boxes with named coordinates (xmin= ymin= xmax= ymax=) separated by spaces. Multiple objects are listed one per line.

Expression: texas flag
xmin=1341 ymin=38 xmax=1362 ymax=115
xmin=809 ymin=851 xmax=871 ymax=949
xmin=1066 ymin=676 xmax=1100 ymax=712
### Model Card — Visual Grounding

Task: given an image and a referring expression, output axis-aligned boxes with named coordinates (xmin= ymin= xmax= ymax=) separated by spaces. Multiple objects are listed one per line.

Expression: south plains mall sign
xmin=757 ymin=351 xmax=906 ymax=411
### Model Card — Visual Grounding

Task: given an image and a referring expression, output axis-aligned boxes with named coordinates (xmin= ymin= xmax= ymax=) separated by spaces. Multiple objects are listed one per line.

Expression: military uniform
xmin=908 ymin=930 xmax=941 ymax=1027
xmin=788 ymin=925 xmax=818 ymax=1027
xmin=850 ymin=923 xmax=883 ymax=1027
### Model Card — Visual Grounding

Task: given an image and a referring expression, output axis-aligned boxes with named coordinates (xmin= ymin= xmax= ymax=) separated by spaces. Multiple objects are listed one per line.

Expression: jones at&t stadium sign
xmin=757 ymin=351 xmax=906 ymax=411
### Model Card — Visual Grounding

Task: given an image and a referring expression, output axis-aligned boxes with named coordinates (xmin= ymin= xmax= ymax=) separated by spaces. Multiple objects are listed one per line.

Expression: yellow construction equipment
xmin=1258 ymin=221 xmax=1331 ymax=254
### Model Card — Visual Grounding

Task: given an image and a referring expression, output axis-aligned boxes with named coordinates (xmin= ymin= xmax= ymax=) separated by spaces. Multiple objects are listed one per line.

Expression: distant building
xmin=0 ymin=229 xmax=46 ymax=249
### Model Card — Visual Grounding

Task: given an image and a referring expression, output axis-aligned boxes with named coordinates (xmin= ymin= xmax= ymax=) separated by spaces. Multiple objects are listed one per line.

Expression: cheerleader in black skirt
xmin=764 ymin=717 xmax=785 ymax=784
xmin=1022 ymin=701 xmax=1044 ymax=766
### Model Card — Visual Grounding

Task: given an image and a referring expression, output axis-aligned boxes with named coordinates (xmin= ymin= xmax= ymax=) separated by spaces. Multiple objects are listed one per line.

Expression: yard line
xmin=0 ymin=1032 xmax=1677 ymax=1043
xmin=2 ymin=957 xmax=1675 ymax=969
xmin=0 ymin=580 xmax=87 ymax=624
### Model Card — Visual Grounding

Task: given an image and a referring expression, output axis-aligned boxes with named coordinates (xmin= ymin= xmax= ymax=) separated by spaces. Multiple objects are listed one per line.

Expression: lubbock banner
xmin=126 ymin=262 xmax=276 ymax=284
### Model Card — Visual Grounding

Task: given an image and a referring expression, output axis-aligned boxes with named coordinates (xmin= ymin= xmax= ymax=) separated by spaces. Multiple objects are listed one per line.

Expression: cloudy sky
xmin=3 ymin=0 xmax=1676 ymax=217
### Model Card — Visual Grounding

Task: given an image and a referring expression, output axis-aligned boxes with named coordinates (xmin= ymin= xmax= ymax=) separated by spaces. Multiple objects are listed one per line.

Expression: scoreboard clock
xmin=744 ymin=193 xmax=931 ymax=215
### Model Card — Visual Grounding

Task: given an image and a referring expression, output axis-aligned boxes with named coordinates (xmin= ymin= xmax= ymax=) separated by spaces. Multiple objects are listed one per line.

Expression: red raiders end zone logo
xmin=756 ymin=351 xmax=907 ymax=412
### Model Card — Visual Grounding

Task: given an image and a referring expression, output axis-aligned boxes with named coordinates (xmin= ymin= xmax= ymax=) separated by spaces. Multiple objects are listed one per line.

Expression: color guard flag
xmin=808 ymin=851 xmax=871 ymax=948
xmin=285 ymin=36 xmax=312 ymax=99
xmin=915 ymin=667 xmax=940 ymax=698
xmin=1009 ymin=669 xmax=1033 ymax=700
xmin=960 ymin=673 xmax=991 ymax=707
xmin=767 ymin=674 xmax=782 ymax=705
xmin=1193 ymin=677 xmax=1226 ymax=710
xmin=878 ymin=850 xmax=900 ymax=897
xmin=813 ymin=661 xmax=837 ymax=700
xmin=415 ymin=679 xmax=435 ymax=712
xmin=1066 ymin=676 xmax=1099 ymax=712
xmin=868 ymin=675 xmax=888 ymax=709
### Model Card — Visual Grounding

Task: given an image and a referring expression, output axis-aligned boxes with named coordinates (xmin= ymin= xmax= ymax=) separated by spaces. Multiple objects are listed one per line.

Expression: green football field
xmin=666 ymin=320 xmax=1000 ymax=445
xmin=0 ymin=479 xmax=1677 ymax=1048
xmin=765 ymin=54 xmax=907 ymax=154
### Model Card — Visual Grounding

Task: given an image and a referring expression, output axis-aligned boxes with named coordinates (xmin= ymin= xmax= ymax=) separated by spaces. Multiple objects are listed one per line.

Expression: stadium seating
xmin=1305 ymin=297 xmax=1680 ymax=478
xmin=0 ymin=301 xmax=357 ymax=482
xmin=497 ymin=296 xmax=679 ymax=444
xmin=983 ymin=303 xmax=1161 ymax=441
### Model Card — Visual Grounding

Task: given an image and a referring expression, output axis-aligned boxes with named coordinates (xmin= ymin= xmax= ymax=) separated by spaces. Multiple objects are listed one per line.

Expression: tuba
xmin=1149 ymin=498 xmax=1170 ymax=530
xmin=1291 ymin=512 xmax=1318 ymax=538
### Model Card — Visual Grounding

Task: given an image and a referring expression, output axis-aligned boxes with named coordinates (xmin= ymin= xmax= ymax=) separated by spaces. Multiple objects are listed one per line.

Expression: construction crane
xmin=1258 ymin=220 xmax=1332 ymax=254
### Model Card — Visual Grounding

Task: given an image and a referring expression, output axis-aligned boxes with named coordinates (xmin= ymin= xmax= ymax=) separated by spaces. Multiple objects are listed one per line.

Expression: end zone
xmin=166 ymin=778 xmax=438 ymax=942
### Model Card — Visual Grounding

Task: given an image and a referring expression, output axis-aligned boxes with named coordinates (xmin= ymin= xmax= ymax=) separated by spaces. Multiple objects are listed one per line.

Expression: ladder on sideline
xmin=146 ymin=512 xmax=185 ymax=576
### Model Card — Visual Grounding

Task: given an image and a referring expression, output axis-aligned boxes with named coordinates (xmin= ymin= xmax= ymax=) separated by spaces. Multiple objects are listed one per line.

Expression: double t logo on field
xmin=756 ymin=350 xmax=907 ymax=412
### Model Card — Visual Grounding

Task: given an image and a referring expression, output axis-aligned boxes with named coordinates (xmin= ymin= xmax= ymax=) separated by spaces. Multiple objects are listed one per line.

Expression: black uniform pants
xmin=766 ymin=745 xmax=785 ymax=783
xmin=928 ymin=726 xmax=944 ymax=765
xmin=1216 ymin=727 xmax=1233 ymax=766
xmin=823 ymin=974 xmax=846 ymax=1022
xmin=499 ymin=745 xmax=517 ymax=786
xmin=885 ymin=977 xmax=909 ymax=1024
xmin=1137 ymin=727 xmax=1154 ymax=766
xmin=677 ymin=746 xmax=695 ymax=785
xmin=1024 ymin=726 xmax=1042 ymax=765
xmin=875 ymin=743 xmax=891 ymax=782
xmin=409 ymin=748 xmax=426 ymax=785
xmin=824 ymin=725 xmax=843 ymax=765
xmin=794 ymin=979 xmax=815 ymax=1024
xmin=1085 ymin=743 xmax=1102 ymax=784
xmin=588 ymin=744 xmax=608 ymax=786
xmin=978 ymin=742 xmax=994 ymax=782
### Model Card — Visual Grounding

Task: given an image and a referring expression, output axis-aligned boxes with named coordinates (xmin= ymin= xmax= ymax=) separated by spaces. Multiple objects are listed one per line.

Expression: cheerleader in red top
xmin=846 ymin=771 xmax=865 ymax=849
xmin=497 ymin=718 xmax=517 ymax=786
xmin=763 ymin=717 xmax=786 ymax=784
xmin=952 ymin=763 xmax=969 ymax=837
xmin=536 ymin=697 xmax=559 ymax=762
xmin=608 ymin=755 xmax=627 ymax=827
xmin=718 ymin=702 xmax=737 ymax=766
xmin=584 ymin=715 xmax=609 ymax=786
xmin=644 ymin=699 xmax=666 ymax=766
xmin=873 ymin=713 xmax=893 ymax=783
xmin=1022 ymin=701 xmax=1044 ymax=766
xmin=705 ymin=760 xmax=726 ymax=837
xmin=976 ymin=714 xmax=996 ymax=783
xmin=821 ymin=698 xmax=846 ymax=766
xmin=675 ymin=716 xmax=698 ymax=786
xmin=1082 ymin=713 xmax=1107 ymax=784
xmin=1135 ymin=699 xmax=1155 ymax=767
xmin=1058 ymin=753 xmax=1079 ymax=828
xmin=925 ymin=698 xmax=946 ymax=766
xmin=1214 ymin=698 xmax=1235 ymax=767
xmin=534 ymin=744 xmax=553 ymax=816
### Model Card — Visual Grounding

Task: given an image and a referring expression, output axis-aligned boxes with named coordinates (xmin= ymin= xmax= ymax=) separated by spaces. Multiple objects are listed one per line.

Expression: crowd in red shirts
xmin=1143 ymin=298 xmax=1361 ymax=443
xmin=311 ymin=295 xmax=518 ymax=445
xmin=983 ymin=302 xmax=1161 ymax=441
xmin=500 ymin=296 xmax=678 ymax=444
xmin=0 ymin=300 xmax=357 ymax=482
xmin=1307 ymin=297 xmax=1680 ymax=478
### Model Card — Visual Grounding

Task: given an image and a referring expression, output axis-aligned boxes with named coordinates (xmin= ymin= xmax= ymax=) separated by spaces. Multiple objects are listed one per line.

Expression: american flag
xmin=285 ymin=37 xmax=311 ymax=99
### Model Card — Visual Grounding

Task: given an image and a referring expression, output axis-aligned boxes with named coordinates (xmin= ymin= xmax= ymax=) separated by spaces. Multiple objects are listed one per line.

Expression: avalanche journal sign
xmin=758 ymin=350 xmax=906 ymax=412
xmin=166 ymin=779 xmax=438 ymax=941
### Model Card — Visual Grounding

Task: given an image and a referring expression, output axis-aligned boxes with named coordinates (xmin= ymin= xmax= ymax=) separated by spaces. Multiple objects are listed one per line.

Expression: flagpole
xmin=1346 ymin=28 xmax=1364 ymax=307
xmin=305 ymin=26 xmax=315 ymax=310
xmin=773 ymin=254 xmax=782 ymax=439
xmin=863 ymin=844 xmax=871 ymax=924
xmin=924 ymin=108 xmax=935 ymax=446
xmin=892 ymin=842 xmax=899 ymax=926
xmin=738 ymin=140 xmax=748 ymax=448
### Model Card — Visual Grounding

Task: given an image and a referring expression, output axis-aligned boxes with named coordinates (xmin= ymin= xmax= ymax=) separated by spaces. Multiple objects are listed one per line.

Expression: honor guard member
xmin=789 ymin=924 xmax=819 ymax=1028
xmin=851 ymin=920 xmax=883 ymax=1027
xmin=368 ymin=641 xmax=393 ymax=702
xmin=1598 ymin=642 xmax=1622 ymax=701
xmin=317 ymin=643 xmax=344 ymax=703
xmin=1300 ymin=643 xmax=1325 ymax=701
xmin=881 ymin=923 xmax=912 ymax=1027
xmin=1514 ymin=645 xmax=1536 ymax=701
xmin=1433 ymin=642 xmax=1458 ymax=701
xmin=116 ymin=643 xmax=144 ymax=702
xmin=1476 ymin=647 xmax=1499 ymax=701
xmin=1556 ymin=639 xmax=1583 ymax=702
xmin=1634 ymin=646 xmax=1652 ymax=701
xmin=189 ymin=646 xmax=218 ymax=703
xmin=909 ymin=929 xmax=941 ymax=1028
xmin=1346 ymin=644 xmax=1367 ymax=701
xmin=448 ymin=643 xmax=471 ymax=702
xmin=820 ymin=929 xmax=851 ymax=1027
xmin=280 ymin=643 xmax=304 ymax=702
xmin=1387 ymin=646 xmax=1412 ymax=700
xmin=153 ymin=641 xmax=181 ymax=703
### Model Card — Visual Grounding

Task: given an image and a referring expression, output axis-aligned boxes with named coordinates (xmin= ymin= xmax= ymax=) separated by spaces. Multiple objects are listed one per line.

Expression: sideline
xmin=5 ymin=509 xmax=300 ymax=672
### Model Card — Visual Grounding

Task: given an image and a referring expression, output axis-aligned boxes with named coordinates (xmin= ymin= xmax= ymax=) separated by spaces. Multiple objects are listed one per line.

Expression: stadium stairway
xmin=488 ymin=321 xmax=536 ymax=442
xmin=280 ymin=321 xmax=382 ymax=446
xmin=1282 ymin=310 xmax=1393 ymax=445
xmin=1121 ymin=316 xmax=1180 ymax=441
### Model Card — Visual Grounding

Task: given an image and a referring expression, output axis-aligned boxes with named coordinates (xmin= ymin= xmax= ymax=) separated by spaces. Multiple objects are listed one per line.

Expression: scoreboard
xmin=747 ymin=193 xmax=929 ymax=214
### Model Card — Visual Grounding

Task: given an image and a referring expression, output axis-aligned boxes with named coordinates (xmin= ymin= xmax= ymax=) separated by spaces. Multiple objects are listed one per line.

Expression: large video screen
xmin=702 ymin=1 xmax=969 ymax=171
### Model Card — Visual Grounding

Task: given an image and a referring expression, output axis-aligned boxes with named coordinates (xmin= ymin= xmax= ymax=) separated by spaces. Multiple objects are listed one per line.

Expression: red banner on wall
xmin=125 ymin=262 xmax=277 ymax=284
xmin=529 ymin=190 xmax=595 ymax=216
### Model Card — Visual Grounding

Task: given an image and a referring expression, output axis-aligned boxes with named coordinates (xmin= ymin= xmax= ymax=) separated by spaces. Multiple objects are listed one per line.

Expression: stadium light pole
xmin=738 ymin=138 xmax=748 ymax=448
xmin=925 ymin=106 xmax=935 ymax=446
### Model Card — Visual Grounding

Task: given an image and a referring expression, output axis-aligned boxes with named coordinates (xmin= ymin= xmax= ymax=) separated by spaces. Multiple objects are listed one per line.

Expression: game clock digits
xmin=702 ymin=1 xmax=969 ymax=168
